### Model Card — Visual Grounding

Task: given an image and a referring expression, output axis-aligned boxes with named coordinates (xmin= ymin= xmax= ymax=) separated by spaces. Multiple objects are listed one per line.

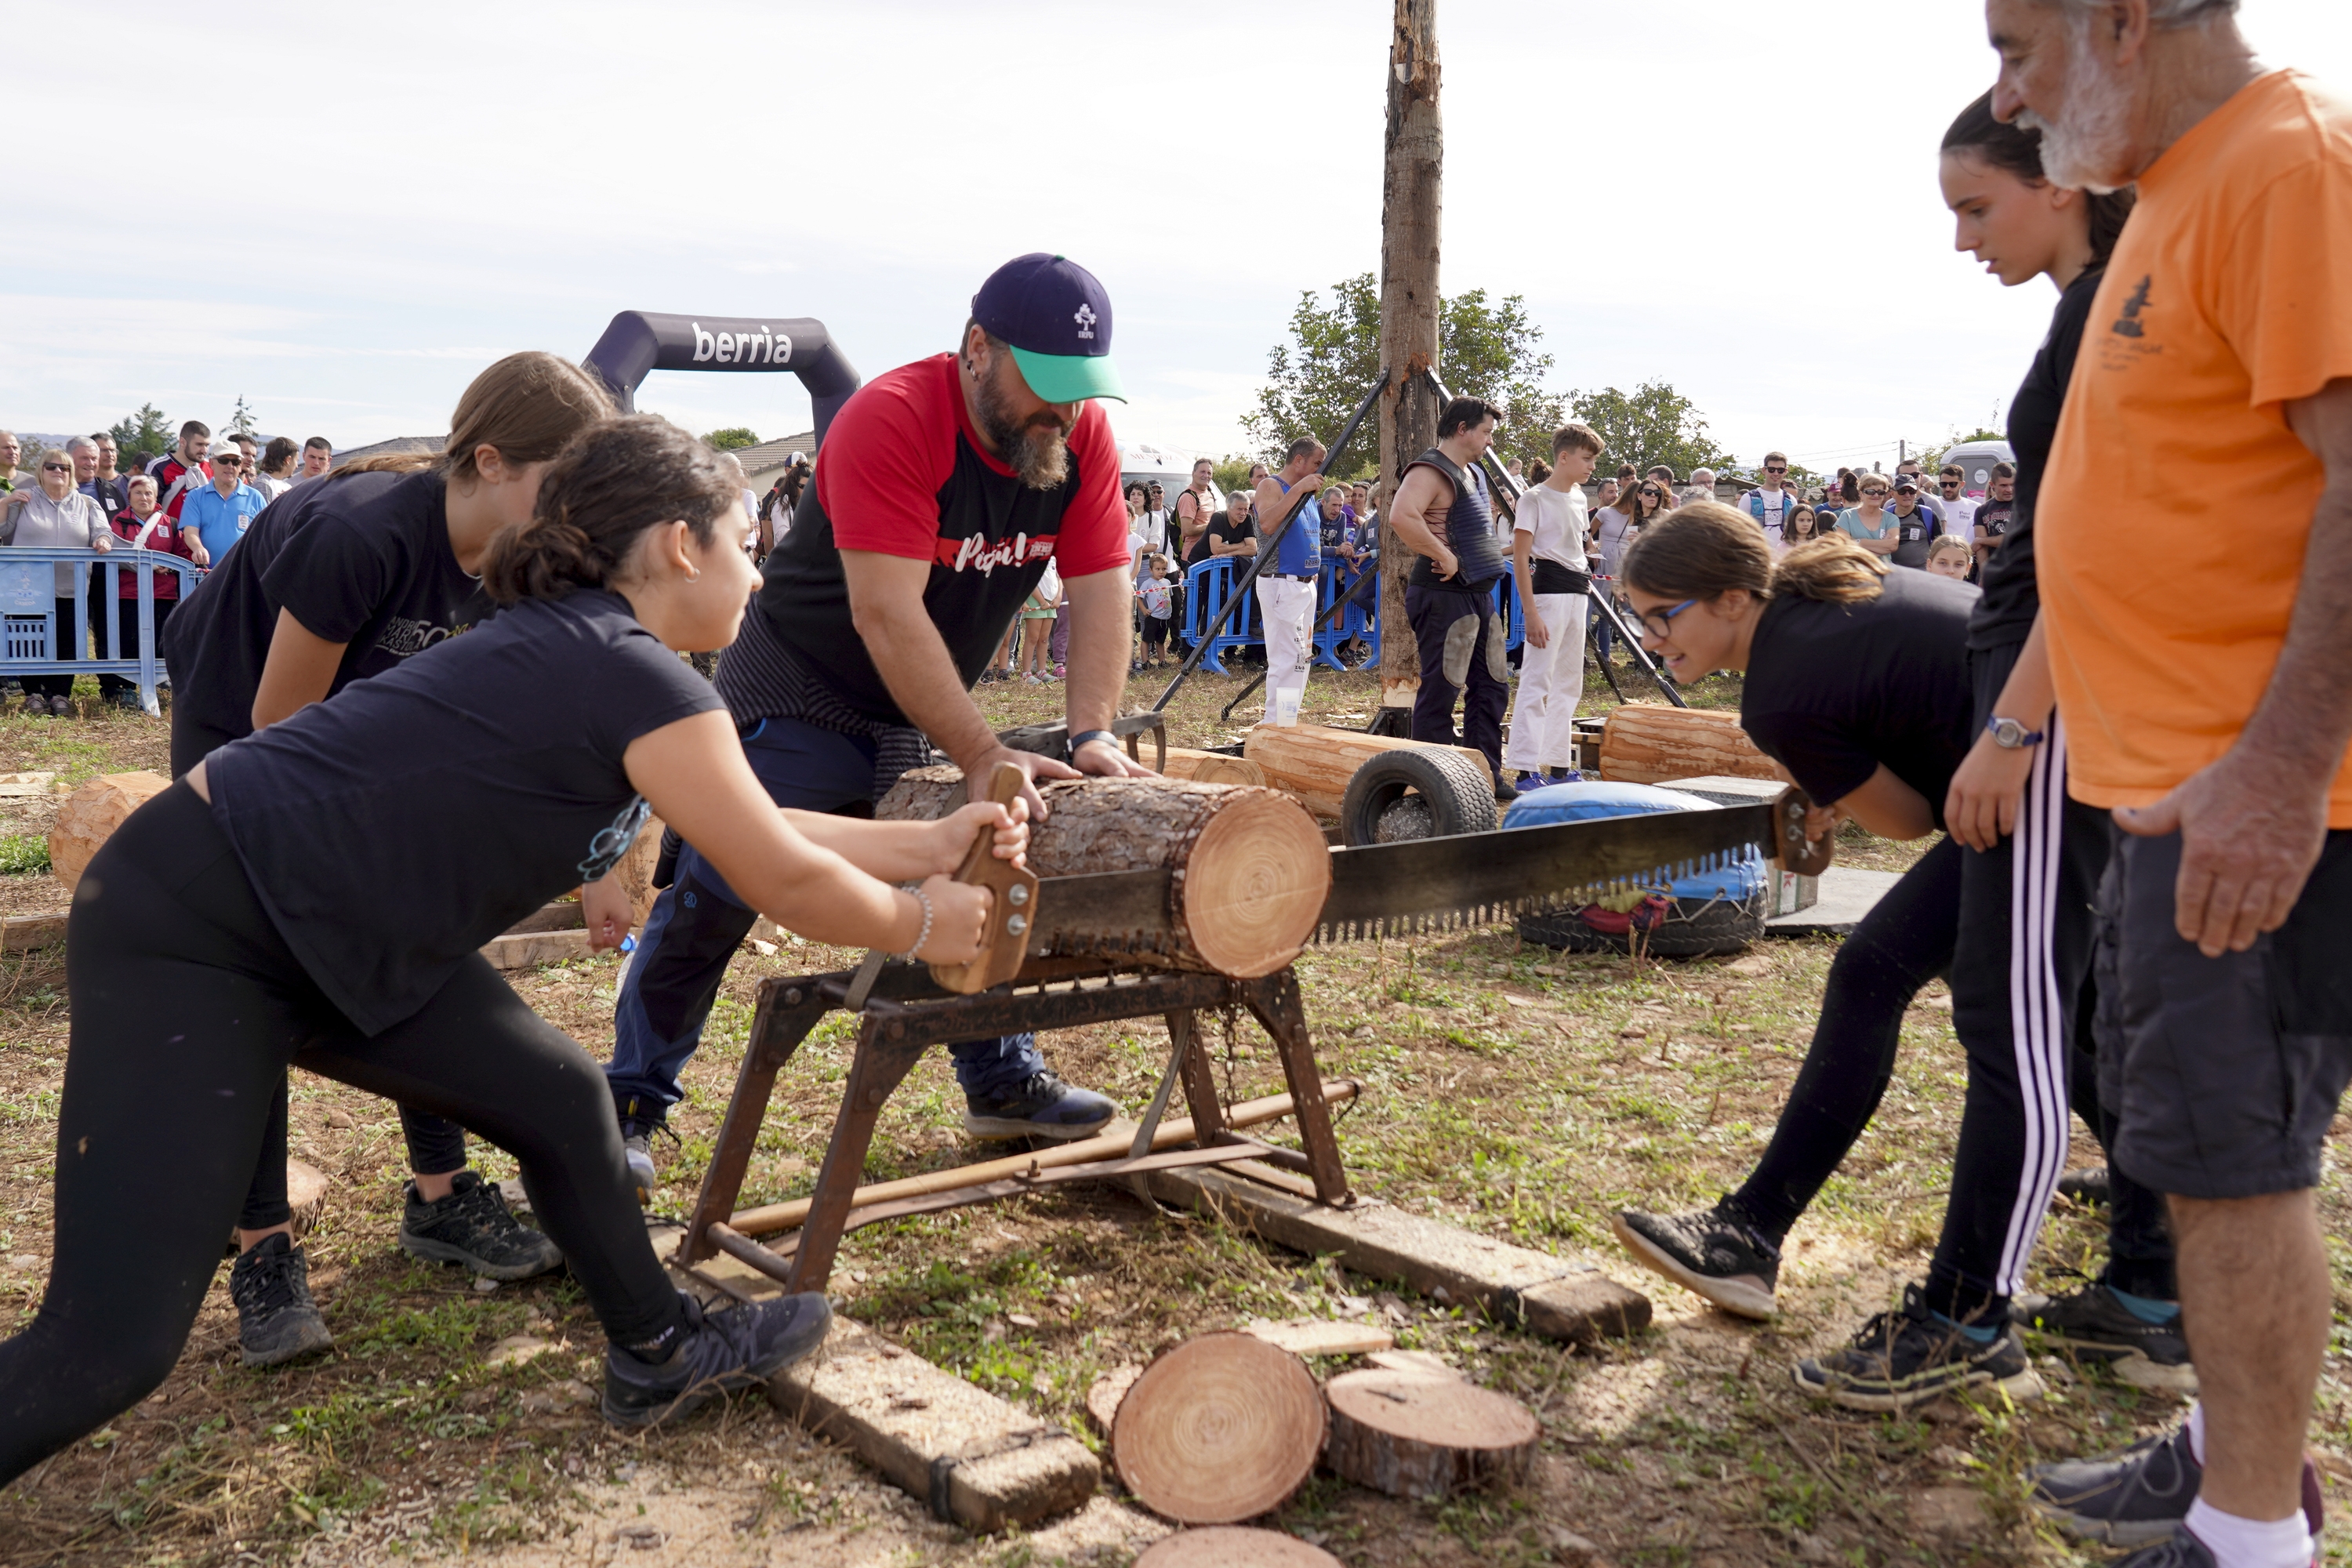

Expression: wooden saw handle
xmin=1770 ymin=785 xmax=1836 ymax=877
xmin=927 ymin=761 xmax=1040 ymax=995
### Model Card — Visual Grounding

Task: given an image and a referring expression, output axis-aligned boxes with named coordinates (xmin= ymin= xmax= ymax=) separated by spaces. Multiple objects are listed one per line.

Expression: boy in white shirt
xmin=1504 ymin=423 xmax=1602 ymax=786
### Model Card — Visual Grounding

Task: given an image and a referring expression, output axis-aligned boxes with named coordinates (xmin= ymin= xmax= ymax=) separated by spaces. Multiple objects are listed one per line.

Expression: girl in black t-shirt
xmin=0 ymin=416 xmax=1025 ymax=1483
xmin=1608 ymin=505 xmax=2050 ymax=1413
xmin=162 ymin=352 xmax=616 ymax=1370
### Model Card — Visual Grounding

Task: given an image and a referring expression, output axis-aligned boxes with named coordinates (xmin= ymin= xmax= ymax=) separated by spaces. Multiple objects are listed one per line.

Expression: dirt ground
xmin=2 ymin=666 xmax=2350 ymax=1566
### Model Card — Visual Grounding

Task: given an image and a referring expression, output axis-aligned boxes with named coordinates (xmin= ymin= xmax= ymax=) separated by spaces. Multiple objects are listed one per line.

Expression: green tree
xmin=110 ymin=405 xmax=174 ymax=468
xmin=227 ymin=394 xmax=259 ymax=439
xmin=704 ymin=427 xmax=760 ymax=450
xmin=1211 ymin=455 xmax=1257 ymax=493
xmin=1564 ymin=383 xmax=1734 ymax=481
xmin=1241 ymin=273 xmax=1571 ymax=478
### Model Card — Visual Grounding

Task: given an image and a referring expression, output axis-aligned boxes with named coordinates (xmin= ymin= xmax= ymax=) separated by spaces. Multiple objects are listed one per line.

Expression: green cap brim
xmin=1009 ymin=344 xmax=1126 ymax=405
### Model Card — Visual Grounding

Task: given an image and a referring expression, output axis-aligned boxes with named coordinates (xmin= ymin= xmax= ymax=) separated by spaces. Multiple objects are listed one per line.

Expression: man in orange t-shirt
xmin=1993 ymin=2 xmax=2352 ymax=1564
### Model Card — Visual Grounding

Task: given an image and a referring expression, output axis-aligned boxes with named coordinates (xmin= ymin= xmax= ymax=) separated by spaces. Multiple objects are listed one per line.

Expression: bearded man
xmin=603 ymin=254 xmax=1155 ymax=1188
xmin=1984 ymin=3 xmax=2352 ymax=1566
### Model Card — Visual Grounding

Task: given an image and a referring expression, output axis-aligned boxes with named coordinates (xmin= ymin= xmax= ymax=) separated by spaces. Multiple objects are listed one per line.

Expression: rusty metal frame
xmin=679 ymin=959 xmax=1354 ymax=1294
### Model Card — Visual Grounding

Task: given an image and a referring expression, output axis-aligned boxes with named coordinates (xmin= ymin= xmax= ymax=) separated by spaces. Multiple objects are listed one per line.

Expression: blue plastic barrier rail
xmin=1182 ymin=555 xmax=1533 ymax=677
xmin=0 ymin=546 xmax=201 ymax=716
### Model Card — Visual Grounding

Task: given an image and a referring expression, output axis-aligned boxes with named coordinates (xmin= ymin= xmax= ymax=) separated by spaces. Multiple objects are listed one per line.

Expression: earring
xmin=686 ymin=567 xmax=701 ymax=583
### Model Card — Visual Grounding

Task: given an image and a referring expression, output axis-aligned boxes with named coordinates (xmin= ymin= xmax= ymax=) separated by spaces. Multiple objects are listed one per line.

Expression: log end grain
xmin=1323 ymin=1369 xmax=1541 ymax=1500
xmin=1178 ymin=791 xmax=1330 ymax=978
xmin=1114 ymin=1332 xmax=1326 ymax=1525
xmin=1086 ymin=1363 xmax=1142 ymax=1436
xmin=1136 ymin=1526 xmax=1344 ymax=1566
xmin=48 ymin=770 xmax=172 ymax=895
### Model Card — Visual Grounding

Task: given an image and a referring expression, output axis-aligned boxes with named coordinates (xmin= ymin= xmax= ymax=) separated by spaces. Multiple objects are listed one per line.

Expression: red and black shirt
xmin=741 ymin=353 xmax=1127 ymax=728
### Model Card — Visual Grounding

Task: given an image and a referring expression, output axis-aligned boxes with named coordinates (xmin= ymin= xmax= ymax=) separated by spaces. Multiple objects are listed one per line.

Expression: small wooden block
xmin=1146 ymin=1166 xmax=1650 ymax=1346
xmin=49 ymin=770 xmax=172 ymax=895
xmin=0 ymin=911 xmax=67 ymax=952
xmin=1136 ymin=1526 xmax=1343 ymax=1566
xmin=1366 ymin=1349 xmax=1460 ymax=1380
xmin=500 ymin=899 xmax=586 ymax=935
xmin=1086 ymin=1363 xmax=1142 ymax=1436
xmin=768 ymin=1316 xmax=1097 ymax=1534
xmin=285 ymin=1157 xmax=328 ymax=1240
xmin=1243 ymin=1318 xmax=1394 ymax=1357
xmin=478 ymin=927 xmax=593 ymax=972
xmin=1323 ymin=1368 xmax=1540 ymax=1499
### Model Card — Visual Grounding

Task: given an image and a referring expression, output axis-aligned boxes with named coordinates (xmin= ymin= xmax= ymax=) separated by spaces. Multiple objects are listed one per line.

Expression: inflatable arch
xmin=582 ymin=311 xmax=863 ymax=444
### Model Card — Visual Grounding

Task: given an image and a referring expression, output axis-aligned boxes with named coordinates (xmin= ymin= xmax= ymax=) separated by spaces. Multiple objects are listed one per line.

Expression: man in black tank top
xmin=1385 ymin=397 xmax=1512 ymax=796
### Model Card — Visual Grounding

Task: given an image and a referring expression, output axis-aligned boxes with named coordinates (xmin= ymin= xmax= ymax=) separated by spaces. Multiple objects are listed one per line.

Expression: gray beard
xmin=2016 ymin=26 xmax=2136 ymax=194
xmin=971 ymin=366 xmax=1072 ymax=490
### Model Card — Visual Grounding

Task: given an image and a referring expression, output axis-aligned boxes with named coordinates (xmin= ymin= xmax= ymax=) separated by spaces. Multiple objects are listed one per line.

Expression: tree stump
xmin=1087 ymin=1363 xmax=1142 ymax=1436
xmin=1136 ymin=1526 xmax=1344 ymax=1566
xmin=227 ymin=1157 xmax=331 ymax=1254
xmin=1112 ymin=1332 xmax=1326 ymax=1524
xmin=1322 ymin=1369 xmax=1541 ymax=1499
xmin=1598 ymin=704 xmax=1784 ymax=786
xmin=1158 ymin=748 xmax=1269 ymax=789
xmin=877 ymin=771 xmax=1328 ymax=978
xmin=1240 ymin=724 xmax=1487 ymax=819
xmin=48 ymin=770 xmax=172 ymax=895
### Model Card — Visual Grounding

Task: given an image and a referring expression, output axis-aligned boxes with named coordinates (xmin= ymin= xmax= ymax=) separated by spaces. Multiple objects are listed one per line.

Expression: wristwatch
xmin=1985 ymin=716 xmax=2045 ymax=750
xmin=1068 ymin=728 xmax=1116 ymax=755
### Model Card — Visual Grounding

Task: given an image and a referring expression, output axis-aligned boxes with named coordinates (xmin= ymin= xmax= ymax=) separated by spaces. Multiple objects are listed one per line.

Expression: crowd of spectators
xmin=0 ymin=420 xmax=333 ymax=715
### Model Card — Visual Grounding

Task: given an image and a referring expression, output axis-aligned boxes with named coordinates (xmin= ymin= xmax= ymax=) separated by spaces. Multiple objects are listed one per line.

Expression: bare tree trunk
xmin=1376 ymin=0 xmax=1442 ymax=729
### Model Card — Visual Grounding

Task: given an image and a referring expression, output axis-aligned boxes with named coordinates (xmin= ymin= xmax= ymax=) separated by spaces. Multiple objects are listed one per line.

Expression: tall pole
xmin=1374 ymin=0 xmax=1441 ymax=731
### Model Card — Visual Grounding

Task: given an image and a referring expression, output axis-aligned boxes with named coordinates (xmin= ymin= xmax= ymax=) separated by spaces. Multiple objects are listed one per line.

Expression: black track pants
xmin=0 ymin=784 xmax=682 ymax=1483
xmin=167 ymin=709 xmax=468 ymax=1229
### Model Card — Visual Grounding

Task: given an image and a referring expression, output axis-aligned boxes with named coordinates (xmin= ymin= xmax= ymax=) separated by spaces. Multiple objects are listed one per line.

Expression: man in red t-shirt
xmin=605 ymin=255 xmax=1156 ymax=1186
xmin=144 ymin=419 xmax=214 ymax=524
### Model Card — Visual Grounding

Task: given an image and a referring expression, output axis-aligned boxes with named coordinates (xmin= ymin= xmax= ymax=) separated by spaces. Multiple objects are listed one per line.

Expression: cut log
xmin=876 ymin=770 xmax=1327 ymax=978
xmin=1598 ymin=704 xmax=1784 ymax=786
xmin=1087 ymin=1363 xmax=1142 ymax=1436
xmin=1240 ymin=724 xmax=1488 ymax=820
xmin=1136 ymin=1526 xmax=1344 ymax=1567
xmin=48 ymin=770 xmax=172 ymax=895
xmin=1113 ymin=1332 xmax=1326 ymax=1524
xmin=1158 ymin=748 xmax=1269 ymax=789
xmin=227 ymin=1157 xmax=330 ymax=1254
xmin=1323 ymin=1369 xmax=1541 ymax=1500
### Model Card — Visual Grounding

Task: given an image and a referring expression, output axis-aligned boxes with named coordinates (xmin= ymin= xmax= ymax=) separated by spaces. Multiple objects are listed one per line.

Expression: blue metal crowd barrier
xmin=0 ymin=546 xmax=201 ymax=716
xmin=1180 ymin=553 xmax=1541 ymax=675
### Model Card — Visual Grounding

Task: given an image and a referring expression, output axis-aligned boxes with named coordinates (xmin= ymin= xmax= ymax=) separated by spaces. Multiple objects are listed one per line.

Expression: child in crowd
xmin=1784 ymin=504 xmax=1822 ymax=547
xmin=1923 ymin=533 xmax=1974 ymax=579
xmin=1137 ymin=554 xmax=1174 ymax=668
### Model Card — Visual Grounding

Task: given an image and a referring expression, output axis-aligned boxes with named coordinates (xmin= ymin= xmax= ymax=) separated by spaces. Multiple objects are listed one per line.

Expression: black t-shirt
xmin=1971 ymin=264 xmax=2103 ymax=650
xmin=161 ymin=470 xmax=495 ymax=752
xmin=1888 ymin=506 xmax=1938 ymax=569
xmin=207 ymin=590 xmax=720 ymax=1035
xmin=1189 ymin=514 xmax=1253 ymax=567
xmin=1740 ymin=568 xmax=1978 ymax=827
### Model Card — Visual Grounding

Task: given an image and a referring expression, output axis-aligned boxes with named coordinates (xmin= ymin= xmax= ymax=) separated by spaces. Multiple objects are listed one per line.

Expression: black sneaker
xmin=603 ymin=1289 xmax=832 ymax=1428
xmin=962 ymin=1069 xmax=1116 ymax=1142
xmin=228 ymin=1232 xmax=335 ymax=1368
xmin=1612 ymin=1200 xmax=1780 ymax=1320
xmin=2030 ymin=1422 xmax=2323 ymax=1548
xmin=1792 ymin=1284 xmax=2042 ymax=1411
xmin=400 ymin=1170 xmax=563 ymax=1280
xmin=2013 ymin=1279 xmax=2195 ymax=1392
xmin=2057 ymin=1166 xmax=2111 ymax=1207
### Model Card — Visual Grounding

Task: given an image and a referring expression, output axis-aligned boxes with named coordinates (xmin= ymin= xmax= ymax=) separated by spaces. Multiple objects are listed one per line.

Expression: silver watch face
xmin=1991 ymin=718 xmax=2024 ymax=748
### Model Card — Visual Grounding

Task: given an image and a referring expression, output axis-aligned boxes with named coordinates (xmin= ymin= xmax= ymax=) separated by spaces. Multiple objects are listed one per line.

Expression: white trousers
xmin=1255 ymin=575 xmax=1316 ymax=720
xmin=1504 ymin=591 xmax=1588 ymax=771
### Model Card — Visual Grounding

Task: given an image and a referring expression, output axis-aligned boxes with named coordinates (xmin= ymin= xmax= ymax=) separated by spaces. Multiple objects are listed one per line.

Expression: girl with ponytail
xmin=156 ymin=350 xmax=617 ymax=1366
xmin=1611 ymin=500 xmax=2060 ymax=1411
xmin=0 ymin=414 xmax=1027 ymax=1478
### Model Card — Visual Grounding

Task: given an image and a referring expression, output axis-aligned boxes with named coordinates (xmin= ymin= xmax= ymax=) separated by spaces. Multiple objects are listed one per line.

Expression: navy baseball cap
xmin=971 ymin=252 xmax=1127 ymax=405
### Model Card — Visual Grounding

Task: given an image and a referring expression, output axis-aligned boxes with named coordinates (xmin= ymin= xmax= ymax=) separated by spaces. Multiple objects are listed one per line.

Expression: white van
xmin=1117 ymin=440 xmax=1222 ymax=514
xmin=1940 ymin=440 xmax=2016 ymax=499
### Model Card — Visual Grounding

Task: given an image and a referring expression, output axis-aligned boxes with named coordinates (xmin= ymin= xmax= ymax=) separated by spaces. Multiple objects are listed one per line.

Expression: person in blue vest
xmin=1250 ymin=437 xmax=1325 ymax=722
xmin=1385 ymin=397 xmax=1512 ymax=797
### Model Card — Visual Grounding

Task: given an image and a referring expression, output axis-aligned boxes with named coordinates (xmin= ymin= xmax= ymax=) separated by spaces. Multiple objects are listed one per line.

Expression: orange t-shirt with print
xmin=2038 ymin=69 xmax=2352 ymax=824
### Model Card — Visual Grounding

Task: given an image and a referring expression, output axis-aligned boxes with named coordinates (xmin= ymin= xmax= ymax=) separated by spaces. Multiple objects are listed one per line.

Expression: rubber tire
xmin=1517 ymin=892 xmax=1766 ymax=957
xmin=1339 ymin=747 xmax=1501 ymax=847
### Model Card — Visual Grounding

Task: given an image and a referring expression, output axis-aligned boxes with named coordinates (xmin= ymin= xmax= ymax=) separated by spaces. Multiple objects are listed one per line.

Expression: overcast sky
xmin=6 ymin=1 xmax=2345 ymax=474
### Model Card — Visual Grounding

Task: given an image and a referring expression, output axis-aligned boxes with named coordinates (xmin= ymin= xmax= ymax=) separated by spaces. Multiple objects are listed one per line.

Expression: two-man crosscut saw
xmin=1011 ymin=792 xmax=1828 ymax=962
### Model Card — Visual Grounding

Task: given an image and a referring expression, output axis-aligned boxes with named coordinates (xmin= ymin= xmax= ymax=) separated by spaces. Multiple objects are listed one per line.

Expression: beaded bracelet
xmin=898 ymin=885 xmax=935 ymax=960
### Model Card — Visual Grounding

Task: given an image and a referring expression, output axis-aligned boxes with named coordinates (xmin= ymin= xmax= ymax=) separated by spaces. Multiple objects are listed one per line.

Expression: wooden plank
xmin=0 ymin=911 xmax=67 ymax=951
xmin=767 ymin=1316 xmax=1098 ymax=1533
xmin=1243 ymin=1318 xmax=1395 ymax=1357
xmin=479 ymin=927 xmax=593 ymax=972
xmin=502 ymin=899 xmax=586 ymax=935
xmin=1145 ymin=1166 xmax=1650 ymax=1347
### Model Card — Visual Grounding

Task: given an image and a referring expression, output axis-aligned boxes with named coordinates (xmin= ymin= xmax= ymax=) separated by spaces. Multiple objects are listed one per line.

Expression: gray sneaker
xmin=228 ymin=1232 xmax=335 ymax=1368
xmin=2012 ymin=1279 xmax=2194 ymax=1392
xmin=2031 ymin=1421 xmax=2323 ymax=1547
xmin=603 ymin=1290 xmax=832 ymax=1428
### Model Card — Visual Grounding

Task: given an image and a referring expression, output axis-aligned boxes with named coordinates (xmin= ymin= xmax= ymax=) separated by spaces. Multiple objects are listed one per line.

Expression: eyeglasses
xmin=1637 ymin=597 xmax=1700 ymax=641
xmin=1639 ymin=487 xmax=1662 ymax=498
xmin=1860 ymin=486 xmax=1889 ymax=496
xmin=212 ymin=456 xmax=242 ymax=469
xmin=41 ymin=462 xmax=70 ymax=473
xmin=1763 ymin=465 xmax=1788 ymax=474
